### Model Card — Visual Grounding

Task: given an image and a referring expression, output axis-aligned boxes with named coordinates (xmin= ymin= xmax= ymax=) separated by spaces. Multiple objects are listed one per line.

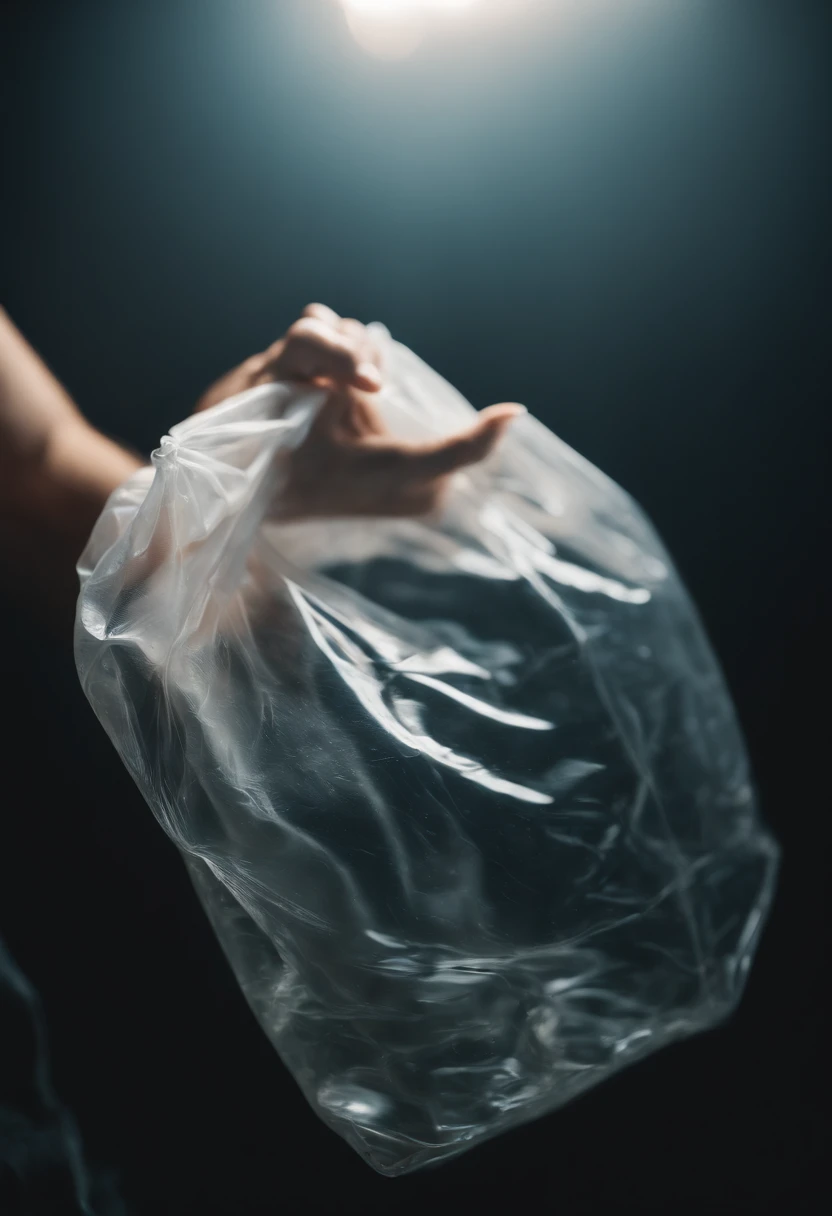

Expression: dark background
xmin=1 ymin=0 xmax=829 ymax=1212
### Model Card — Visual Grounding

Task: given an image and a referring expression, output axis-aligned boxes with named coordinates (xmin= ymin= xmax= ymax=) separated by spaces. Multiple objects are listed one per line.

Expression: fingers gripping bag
xmin=75 ymin=326 xmax=778 ymax=1175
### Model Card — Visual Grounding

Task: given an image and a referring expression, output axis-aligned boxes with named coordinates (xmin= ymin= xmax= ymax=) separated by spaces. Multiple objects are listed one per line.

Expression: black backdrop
xmin=1 ymin=1 xmax=829 ymax=1212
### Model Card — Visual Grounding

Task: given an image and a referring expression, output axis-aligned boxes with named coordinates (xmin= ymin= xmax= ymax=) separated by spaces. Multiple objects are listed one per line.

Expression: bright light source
xmin=343 ymin=1 xmax=481 ymax=15
xmin=340 ymin=0 xmax=484 ymax=60
xmin=338 ymin=1 xmax=639 ymax=58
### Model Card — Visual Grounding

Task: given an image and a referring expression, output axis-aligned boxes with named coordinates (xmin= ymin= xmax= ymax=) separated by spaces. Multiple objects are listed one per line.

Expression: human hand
xmin=196 ymin=303 xmax=385 ymax=411
xmin=197 ymin=304 xmax=524 ymax=521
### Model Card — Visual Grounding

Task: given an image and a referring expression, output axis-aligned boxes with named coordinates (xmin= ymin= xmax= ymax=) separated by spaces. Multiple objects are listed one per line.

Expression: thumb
xmin=404 ymin=403 xmax=526 ymax=479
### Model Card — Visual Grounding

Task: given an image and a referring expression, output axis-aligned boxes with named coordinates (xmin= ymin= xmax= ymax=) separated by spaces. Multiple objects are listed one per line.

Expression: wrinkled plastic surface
xmin=75 ymin=327 xmax=778 ymax=1175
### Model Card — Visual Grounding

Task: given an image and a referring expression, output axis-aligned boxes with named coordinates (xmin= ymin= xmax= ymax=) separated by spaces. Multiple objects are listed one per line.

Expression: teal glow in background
xmin=0 ymin=2 xmax=828 ymax=1211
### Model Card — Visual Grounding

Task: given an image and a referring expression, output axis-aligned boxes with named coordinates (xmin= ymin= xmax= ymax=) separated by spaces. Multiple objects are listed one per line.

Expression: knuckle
xmin=287 ymin=317 xmax=315 ymax=340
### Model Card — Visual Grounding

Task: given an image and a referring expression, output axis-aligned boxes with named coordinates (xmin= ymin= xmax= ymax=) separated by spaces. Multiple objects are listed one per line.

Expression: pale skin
xmin=0 ymin=304 xmax=522 ymax=629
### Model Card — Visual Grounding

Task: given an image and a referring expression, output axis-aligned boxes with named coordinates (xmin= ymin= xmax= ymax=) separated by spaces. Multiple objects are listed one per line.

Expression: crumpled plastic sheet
xmin=75 ymin=326 xmax=778 ymax=1175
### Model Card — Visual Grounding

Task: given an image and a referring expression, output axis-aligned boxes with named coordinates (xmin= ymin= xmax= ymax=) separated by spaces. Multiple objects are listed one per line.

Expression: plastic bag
xmin=75 ymin=326 xmax=778 ymax=1175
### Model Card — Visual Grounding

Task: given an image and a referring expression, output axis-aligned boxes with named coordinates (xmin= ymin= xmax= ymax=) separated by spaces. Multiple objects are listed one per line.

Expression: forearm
xmin=0 ymin=306 xmax=86 ymax=463
xmin=0 ymin=308 xmax=142 ymax=624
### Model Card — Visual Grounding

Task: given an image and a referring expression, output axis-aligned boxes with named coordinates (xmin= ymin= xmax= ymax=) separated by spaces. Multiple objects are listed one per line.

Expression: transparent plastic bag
xmin=75 ymin=326 xmax=778 ymax=1175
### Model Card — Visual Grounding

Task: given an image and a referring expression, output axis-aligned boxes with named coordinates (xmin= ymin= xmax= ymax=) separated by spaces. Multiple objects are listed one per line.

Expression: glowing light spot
xmin=340 ymin=0 xmax=483 ymax=60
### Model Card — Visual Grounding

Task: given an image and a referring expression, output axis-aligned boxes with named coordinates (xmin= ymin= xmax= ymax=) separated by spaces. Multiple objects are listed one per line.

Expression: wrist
xmin=47 ymin=420 xmax=143 ymax=535
xmin=5 ymin=420 xmax=143 ymax=551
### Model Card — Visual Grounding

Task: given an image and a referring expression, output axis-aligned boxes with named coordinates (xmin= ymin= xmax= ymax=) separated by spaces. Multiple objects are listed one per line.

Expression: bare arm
xmin=0 ymin=308 xmax=142 ymax=627
xmin=0 ymin=304 xmax=522 ymax=632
